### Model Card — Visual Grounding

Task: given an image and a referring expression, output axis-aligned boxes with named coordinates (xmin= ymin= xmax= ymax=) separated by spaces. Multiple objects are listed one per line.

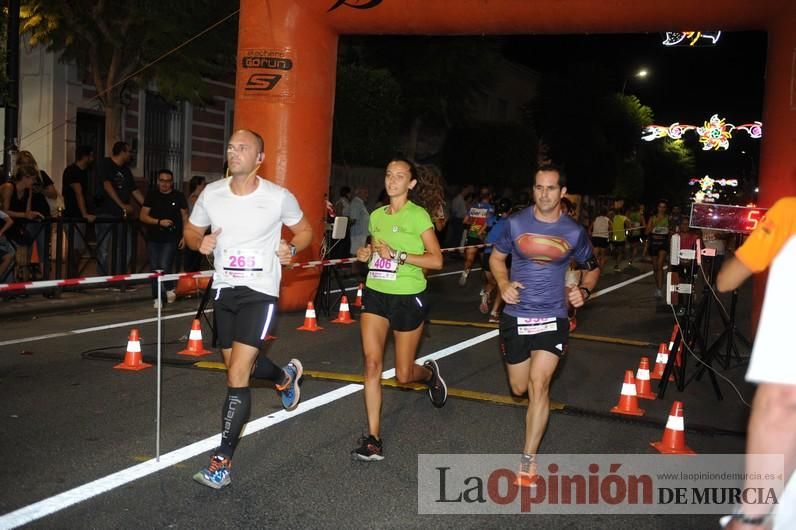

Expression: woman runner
xmin=352 ymin=158 xmax=447 ymax=461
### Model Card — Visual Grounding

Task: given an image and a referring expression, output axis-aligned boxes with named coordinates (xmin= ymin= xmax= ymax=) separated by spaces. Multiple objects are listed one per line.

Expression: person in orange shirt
xmin=716 ymin=196 xmax=796 ymax=529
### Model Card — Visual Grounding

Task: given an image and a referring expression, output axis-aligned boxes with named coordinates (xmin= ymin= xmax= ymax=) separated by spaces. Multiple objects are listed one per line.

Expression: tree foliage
xmin=20 ymin=0 xmax=237 ymax=148
xmin=528 ymin=65 xmax=657 ymax=198
xmin=442 ymin=121 xmax=537 ymax=187
xmin=340 ymin=36 xmax=502 ymax=159
xmin=637 ymin=139 xmax=696 ymax=204
xmin=333 ymin=64 xmax=403 ymax=167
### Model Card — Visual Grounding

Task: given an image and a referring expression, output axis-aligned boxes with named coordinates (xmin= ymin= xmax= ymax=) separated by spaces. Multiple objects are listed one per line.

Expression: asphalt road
xmin=0 ymin=262 xmax=758 ymax=529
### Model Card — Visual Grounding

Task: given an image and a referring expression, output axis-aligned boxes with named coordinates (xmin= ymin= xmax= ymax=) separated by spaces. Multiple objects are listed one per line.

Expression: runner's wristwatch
xmin=398 ymin=251 xmax=408 ymax=265
xmin=579 ymin=287 xmax=591 ymax=300
xmin=289 ymin=244 xmax=297 ymax=257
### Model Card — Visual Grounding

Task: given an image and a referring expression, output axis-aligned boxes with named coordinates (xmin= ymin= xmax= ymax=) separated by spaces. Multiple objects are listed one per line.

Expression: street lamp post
xmin=622 ymin=68 xmax=648 ymax=95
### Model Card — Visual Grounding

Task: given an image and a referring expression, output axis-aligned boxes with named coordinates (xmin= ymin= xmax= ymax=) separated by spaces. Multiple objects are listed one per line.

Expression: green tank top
xmin=366 ymin=201 xmax=434 ymax=295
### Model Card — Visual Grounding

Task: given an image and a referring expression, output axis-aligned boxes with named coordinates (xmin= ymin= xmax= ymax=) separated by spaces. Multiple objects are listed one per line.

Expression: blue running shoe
xmin=276 ymin=358 xmax=303 ymax=411
xmin=193 ymin=454 xmax=232 ymax=489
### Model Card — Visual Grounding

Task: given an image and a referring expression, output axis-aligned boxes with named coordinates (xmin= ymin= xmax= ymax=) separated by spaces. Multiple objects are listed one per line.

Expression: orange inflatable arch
xmin=235 ymin=0 xmax=796 ymax=311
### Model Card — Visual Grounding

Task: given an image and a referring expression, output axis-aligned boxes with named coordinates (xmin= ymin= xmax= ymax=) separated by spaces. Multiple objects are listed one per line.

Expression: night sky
xmin=502 ymin=31 xmax=767 ymax=124
xmin=502 ymin=31 xmax=768 ymax=180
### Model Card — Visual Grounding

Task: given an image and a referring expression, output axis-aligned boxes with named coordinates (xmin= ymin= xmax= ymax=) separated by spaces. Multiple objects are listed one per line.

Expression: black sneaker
xmin=424 ymin=359 xmax=448 ymax=408
xmin=352 ymin=434 xmax=384 ymax=461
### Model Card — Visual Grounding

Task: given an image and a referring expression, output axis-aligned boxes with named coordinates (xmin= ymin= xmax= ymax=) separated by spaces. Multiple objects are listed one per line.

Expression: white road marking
xmin=0 ymin=267 xmax=649 ymax=347
xmin=0 ymin=329 xmax=497 ymax=529
xmin=0 ymin=311 xmax=209 ymax=347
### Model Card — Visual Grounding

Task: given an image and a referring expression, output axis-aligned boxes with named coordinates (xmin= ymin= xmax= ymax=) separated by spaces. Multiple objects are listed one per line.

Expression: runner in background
xmin=459 ymin=186 xmax=494 ymax=287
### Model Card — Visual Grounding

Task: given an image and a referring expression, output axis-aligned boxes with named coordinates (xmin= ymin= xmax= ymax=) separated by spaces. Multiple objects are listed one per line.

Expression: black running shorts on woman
xmin=361 ymin=287 xmax=428 ymax=332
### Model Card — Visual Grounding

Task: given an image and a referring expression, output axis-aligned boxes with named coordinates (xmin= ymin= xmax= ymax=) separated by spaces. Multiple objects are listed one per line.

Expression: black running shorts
xmin=361 ymin=287 xmax=428 ymax=332
xmin=213 ymin=286 xmax=278 ymax=349
xmin=499 ymin=313 xmax=569 ymax=364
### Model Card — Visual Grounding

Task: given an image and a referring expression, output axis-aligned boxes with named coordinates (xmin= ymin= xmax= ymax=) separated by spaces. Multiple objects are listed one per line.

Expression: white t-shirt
xmin=189 ymin=176 xmax=304 ymax=297
xmin=745 ymin=236 xmax=796 ymax=385
xmin=591 ymin=215 xmax=610 ymax=239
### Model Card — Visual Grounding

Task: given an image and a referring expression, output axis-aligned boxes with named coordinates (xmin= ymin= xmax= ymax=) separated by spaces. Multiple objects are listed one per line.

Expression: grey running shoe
xmin=352 ymin=434 xmax=384 ymax=461
xmin=424 ymin=359 xmax=448 ymax=408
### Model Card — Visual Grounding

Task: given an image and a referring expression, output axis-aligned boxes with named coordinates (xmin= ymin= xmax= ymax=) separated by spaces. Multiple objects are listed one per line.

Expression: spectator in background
xmin=139 ymin=169 xmax=188 ymax=308
xmin=332 ymin=186 xmax=353 ymax=260
xmin=183 ymin=175 xmax=207 ymax=272
xmin=16 ymin=151 xmax=58 ymax=275
xmin=0 ymin=209 xmax=14 ymax=281
xmin=95 ymin=141 xmax=144 ymax=275
xmin=349 ymin=186 xmax=370 ymax=256
xmin=62 ymin=145 xmax=97 ymax=275
xmin=0 ymin=165 xmax=42 ymax=281
xmin=335 ymin=185 xmax=352 ymax=218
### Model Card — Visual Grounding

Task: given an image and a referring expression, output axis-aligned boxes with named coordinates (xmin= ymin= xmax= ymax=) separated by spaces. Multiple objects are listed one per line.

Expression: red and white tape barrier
xmin=1 ymin=244 xmax=492 ymax=292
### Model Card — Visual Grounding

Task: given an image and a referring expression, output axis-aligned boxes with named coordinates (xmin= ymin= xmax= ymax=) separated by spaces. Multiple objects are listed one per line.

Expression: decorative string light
xmin=662 ymin=31 xmax=722 ymax=46
xmin=642 ymin=114 xmax=762 ymax=151
xmin=689 ymin=175 xmax=739 ymax=203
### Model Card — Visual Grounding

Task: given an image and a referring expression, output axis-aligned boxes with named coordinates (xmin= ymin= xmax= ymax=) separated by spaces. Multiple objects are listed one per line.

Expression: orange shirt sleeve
xmin=735 ymin=197 xmax=796 ymax=273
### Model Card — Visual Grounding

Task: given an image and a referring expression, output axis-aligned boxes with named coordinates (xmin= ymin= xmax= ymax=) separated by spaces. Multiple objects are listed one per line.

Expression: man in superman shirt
xmin=489 ymin=164 xmax=600 ymax=487
xmin=717 ymin=197 xmax=796 ymax=530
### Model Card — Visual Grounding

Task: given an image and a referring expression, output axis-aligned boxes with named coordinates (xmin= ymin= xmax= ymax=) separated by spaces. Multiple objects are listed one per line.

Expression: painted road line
xmin=1 ymin=267 xmax=477 ymax=346
xmin=590 ymin=270 xmax=653 ymax=299
xmin=427 ymin=321 xmax=654 ymax=348
xmin=0 ymin=310 xmax=210 ymax=347
xmin=190 ymin=365 xmax=567 ymax=412
xmin=0 ymin=384 xmax=363 ymax=530
xmin=0 ymin=329 xmax=496 ymax=529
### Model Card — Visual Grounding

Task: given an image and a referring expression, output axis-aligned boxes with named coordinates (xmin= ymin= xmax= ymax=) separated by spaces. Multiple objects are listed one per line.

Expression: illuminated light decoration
xmin=736 ymin=121 xmax=763 ymax=138
xmin=697 ymin=114 xmax=733 ymax=151
xmin=688 ymin=177 xmax=738 ymax=188
xmin=662 ymin=31 xmax=722 ymax=46
xmin=689 ymin=175 xmax=739 ymax=203
xmin=641 ymin=122 xmax=695 ymax=141
xmin=642 ymin=115 xmax=762 ymax=151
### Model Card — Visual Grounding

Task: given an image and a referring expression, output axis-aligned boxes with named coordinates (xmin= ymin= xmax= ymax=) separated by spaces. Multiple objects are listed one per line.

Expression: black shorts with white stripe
xmin=360 ymin=287 xmax=428 ymax=332
xmin=213 ymin=286 xmax=278 ymax=349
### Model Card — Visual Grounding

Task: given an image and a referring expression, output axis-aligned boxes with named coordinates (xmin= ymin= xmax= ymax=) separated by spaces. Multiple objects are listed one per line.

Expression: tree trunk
xmin=406 ymin=115 xmax=421 ymax=160
xmin=103 ymin=98 xmax=124 ymax=154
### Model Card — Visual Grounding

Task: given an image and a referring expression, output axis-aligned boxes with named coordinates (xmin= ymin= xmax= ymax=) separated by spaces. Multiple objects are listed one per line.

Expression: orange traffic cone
xmin=351 ymin=283 xmax=364 ymax=308
xmin=610 ymin=370 xmax=645 ymax=416
xmin=651 ymin=401 xmax=696 ymax=455
xmin=30 ymin=244 xmax=40 ymax=264
xmin=178 ymin=319 xmax=212 ymax=357
xmin=114 ymin=328 xmax=152 ymax=371
xmin=331 ymin=295 xmax=356 ymax=324
xmin=635 ymin=357 xmax=657 ymax=400
xmin=297 ymin=301 xmax=323 ymax=331
xmin=650 ymin=343 xmax=674 ymax=381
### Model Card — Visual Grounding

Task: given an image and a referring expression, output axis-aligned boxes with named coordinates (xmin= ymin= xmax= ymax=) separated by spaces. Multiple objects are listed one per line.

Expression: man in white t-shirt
xmin=716 ymin=197 xmax=796 ymax=529
xmin=184 ymin=129 xmax=313 ymax=489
